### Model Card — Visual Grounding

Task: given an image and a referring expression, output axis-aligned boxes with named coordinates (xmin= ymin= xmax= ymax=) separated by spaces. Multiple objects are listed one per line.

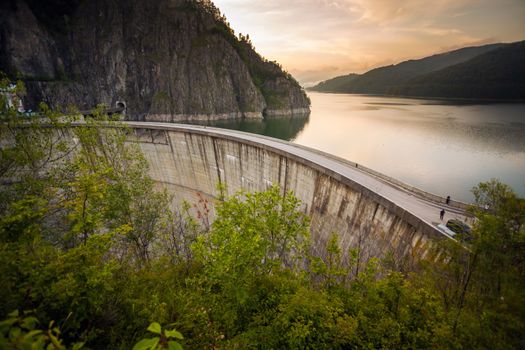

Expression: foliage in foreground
xmin=1 ymin=80 xmax=524 ymax=349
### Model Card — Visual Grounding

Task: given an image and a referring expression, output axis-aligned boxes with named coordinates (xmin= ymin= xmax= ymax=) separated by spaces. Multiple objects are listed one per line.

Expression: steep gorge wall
xmin=131 ymin=125 xmax=443 ymax=262
xmin=0 ymin=0 xmax=310 ymax=120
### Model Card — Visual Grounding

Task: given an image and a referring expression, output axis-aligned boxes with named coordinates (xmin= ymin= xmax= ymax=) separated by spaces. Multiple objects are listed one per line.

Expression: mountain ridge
xmin=309 ymin=41 xmax=525 ymax=100
xmin=391 ymin=42 xmax=525 ymax=99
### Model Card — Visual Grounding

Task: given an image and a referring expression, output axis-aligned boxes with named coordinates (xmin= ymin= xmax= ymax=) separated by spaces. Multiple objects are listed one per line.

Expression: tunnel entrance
xmin=116 ymin=101 xmax=126 ymax=111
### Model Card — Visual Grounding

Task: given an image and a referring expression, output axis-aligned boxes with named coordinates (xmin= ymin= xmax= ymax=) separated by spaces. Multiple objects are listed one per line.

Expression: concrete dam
xmin=126 ymin=122 xmax=470 ymax=261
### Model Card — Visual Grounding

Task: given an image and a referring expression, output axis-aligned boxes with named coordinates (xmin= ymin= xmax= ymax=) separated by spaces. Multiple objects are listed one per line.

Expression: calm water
xmin=189 ymin=93 xmax=525 ymax=202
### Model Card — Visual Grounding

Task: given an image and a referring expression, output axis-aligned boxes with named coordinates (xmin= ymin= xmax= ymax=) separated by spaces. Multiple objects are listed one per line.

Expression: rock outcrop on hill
xmin=0 ymin=0 xmax=310 ymax=120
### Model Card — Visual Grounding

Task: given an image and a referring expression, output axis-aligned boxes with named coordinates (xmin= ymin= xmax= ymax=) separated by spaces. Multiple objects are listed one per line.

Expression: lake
xmin=186 ymin=92 xmax=525 ymax=202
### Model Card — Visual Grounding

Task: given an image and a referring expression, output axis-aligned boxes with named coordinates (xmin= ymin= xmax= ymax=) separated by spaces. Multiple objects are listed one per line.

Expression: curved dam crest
xmin=125 ymin=122 xmax=470 ymax=261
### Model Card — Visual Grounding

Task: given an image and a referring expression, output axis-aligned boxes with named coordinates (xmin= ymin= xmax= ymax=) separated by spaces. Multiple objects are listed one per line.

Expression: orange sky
xmin=214 ymin=0 xmax=525 ymax=86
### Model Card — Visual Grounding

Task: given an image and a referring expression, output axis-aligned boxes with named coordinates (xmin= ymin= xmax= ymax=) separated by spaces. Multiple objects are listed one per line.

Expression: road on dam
xmin=125 ymin=121 xmax=472 ymax=238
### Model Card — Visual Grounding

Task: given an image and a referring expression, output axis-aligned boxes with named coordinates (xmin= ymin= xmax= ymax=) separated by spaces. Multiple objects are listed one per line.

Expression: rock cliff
xmin=0 ymin=0 xmax=310 ymax=120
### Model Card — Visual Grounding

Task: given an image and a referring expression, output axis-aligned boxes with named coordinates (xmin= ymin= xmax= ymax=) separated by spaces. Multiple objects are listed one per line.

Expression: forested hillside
xmin=392 ymin=41 xmax=525 ymax=99
xmin=309 ymin=41 xmax=525 ymax=100
xmin=309 ymin=43 xmax=504 ymax=94
xmin=309 ymin=73 xmax=360 ymax=92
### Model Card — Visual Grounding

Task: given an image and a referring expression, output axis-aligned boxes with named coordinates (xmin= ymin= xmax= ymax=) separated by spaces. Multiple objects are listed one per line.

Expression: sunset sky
xmin=214 ymin=0 xmax=525 ymax=86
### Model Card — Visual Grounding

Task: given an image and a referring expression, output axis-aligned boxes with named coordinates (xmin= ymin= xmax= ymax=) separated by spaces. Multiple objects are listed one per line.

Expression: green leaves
xmin=132 ymin=337 xmax=159 ymax=350
xmin=133 ymin=323 xmax=183 ymax=350
xmin=0 ymin=310 xmax=84 ymax=350
xmin=20 ymin=316 xmax=38 ymax=330
xmin=167 ymin=340 xmax=183 ymax=350
xmin=147 ymin=322 xmax=162 ymax=334
xmin=164 ymin=329 xmax=183 ymax=340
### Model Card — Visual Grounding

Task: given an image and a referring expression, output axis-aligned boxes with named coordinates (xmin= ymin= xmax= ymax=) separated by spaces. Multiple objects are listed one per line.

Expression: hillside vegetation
xmin=392 ymin=41 xmax=525 ymax=99
xmin=310 ymin=41 xmax=525 ymax=100
xmin=309 ymin=73 xmax=360 ymax=92
xmin=1 ymin=81 xmax=524 ymax=349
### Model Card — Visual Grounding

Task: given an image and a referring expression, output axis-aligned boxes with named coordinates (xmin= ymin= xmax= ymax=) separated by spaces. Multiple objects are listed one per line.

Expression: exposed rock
xmin=0 ymin=0 xmax=310 ymax=120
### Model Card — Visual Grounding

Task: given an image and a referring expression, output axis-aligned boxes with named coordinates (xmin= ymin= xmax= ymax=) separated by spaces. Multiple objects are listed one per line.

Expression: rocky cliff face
xmin=0 ymin=0 xmax=310 ymax=120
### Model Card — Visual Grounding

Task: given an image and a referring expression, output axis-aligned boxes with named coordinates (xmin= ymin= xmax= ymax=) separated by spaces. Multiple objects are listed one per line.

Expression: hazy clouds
xmin=213 ymin=0 xmax=525 ymax=86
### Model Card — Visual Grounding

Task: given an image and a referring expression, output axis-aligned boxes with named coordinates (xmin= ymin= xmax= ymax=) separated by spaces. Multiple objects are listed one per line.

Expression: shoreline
xmin=133 ymin=107 xmax=311 ymax=123
xmin=305 ymin=91 xmax=525 ymax=104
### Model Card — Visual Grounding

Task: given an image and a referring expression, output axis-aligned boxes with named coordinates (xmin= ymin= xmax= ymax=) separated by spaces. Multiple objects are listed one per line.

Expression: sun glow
xmin=214 ymin=0 xmax=525 ymax=86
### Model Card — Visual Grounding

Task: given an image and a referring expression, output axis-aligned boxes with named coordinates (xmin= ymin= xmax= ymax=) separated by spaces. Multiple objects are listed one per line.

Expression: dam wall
xmin=129 ymin=124 xmax=445 ymax=262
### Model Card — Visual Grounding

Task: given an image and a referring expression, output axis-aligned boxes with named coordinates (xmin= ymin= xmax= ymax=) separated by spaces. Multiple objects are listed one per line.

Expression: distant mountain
xmin=391 ymin=41 xmax=525 ymax=99
xmin=308 ymin=73 xmax=360 ymax=92
xmin=309 ymin=42 xmax=525 ymax=100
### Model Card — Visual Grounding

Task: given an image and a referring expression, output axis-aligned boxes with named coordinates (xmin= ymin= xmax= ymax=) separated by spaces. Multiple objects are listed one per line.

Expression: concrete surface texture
xmin=125 ymin=122 xmax=471 ymax=262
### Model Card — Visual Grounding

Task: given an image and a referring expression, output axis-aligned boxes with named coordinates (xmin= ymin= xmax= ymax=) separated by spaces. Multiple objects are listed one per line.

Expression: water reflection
xmin=185 ymin=113 xmax=310 ymax=141
xmin=349 ymin=107 xmax=525 ymax=154
xmin=298 ymin=93 xmax=525 ymax=201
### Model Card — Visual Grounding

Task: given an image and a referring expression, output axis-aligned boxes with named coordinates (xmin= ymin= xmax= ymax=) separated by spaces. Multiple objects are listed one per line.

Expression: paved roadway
xmin=125 ymin=122 xmax=472 ymax=238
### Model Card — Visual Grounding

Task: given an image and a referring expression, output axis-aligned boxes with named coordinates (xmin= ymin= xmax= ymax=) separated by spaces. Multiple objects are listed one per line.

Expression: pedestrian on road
xmin=440 ymin=209 xmax=445 ymax=220
xmin=446 ymin=196 xmax=450 ymax=205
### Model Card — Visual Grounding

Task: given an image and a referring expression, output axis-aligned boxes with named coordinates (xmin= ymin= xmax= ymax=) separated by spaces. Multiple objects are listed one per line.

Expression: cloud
xmin=213 ymin=0 xmax=525 ymax=85
xmin=351 ymin=0 xmax=475 ymax=24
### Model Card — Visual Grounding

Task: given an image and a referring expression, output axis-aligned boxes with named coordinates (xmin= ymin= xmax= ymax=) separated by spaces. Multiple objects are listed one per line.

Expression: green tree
xmin=426 ymin=179 xmax=525 ymax=349
xmin=190 ymin=186 xmax=309 ymax=341
xmin=0 ymin=78 xmax=179 ymax=347
xmin=194 ymin=185 xmax=310 ymax=283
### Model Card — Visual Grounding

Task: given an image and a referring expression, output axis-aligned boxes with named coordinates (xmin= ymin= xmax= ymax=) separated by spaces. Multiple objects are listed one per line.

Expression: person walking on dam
xmin=440 ymin=209 xmax=445 ymax=220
